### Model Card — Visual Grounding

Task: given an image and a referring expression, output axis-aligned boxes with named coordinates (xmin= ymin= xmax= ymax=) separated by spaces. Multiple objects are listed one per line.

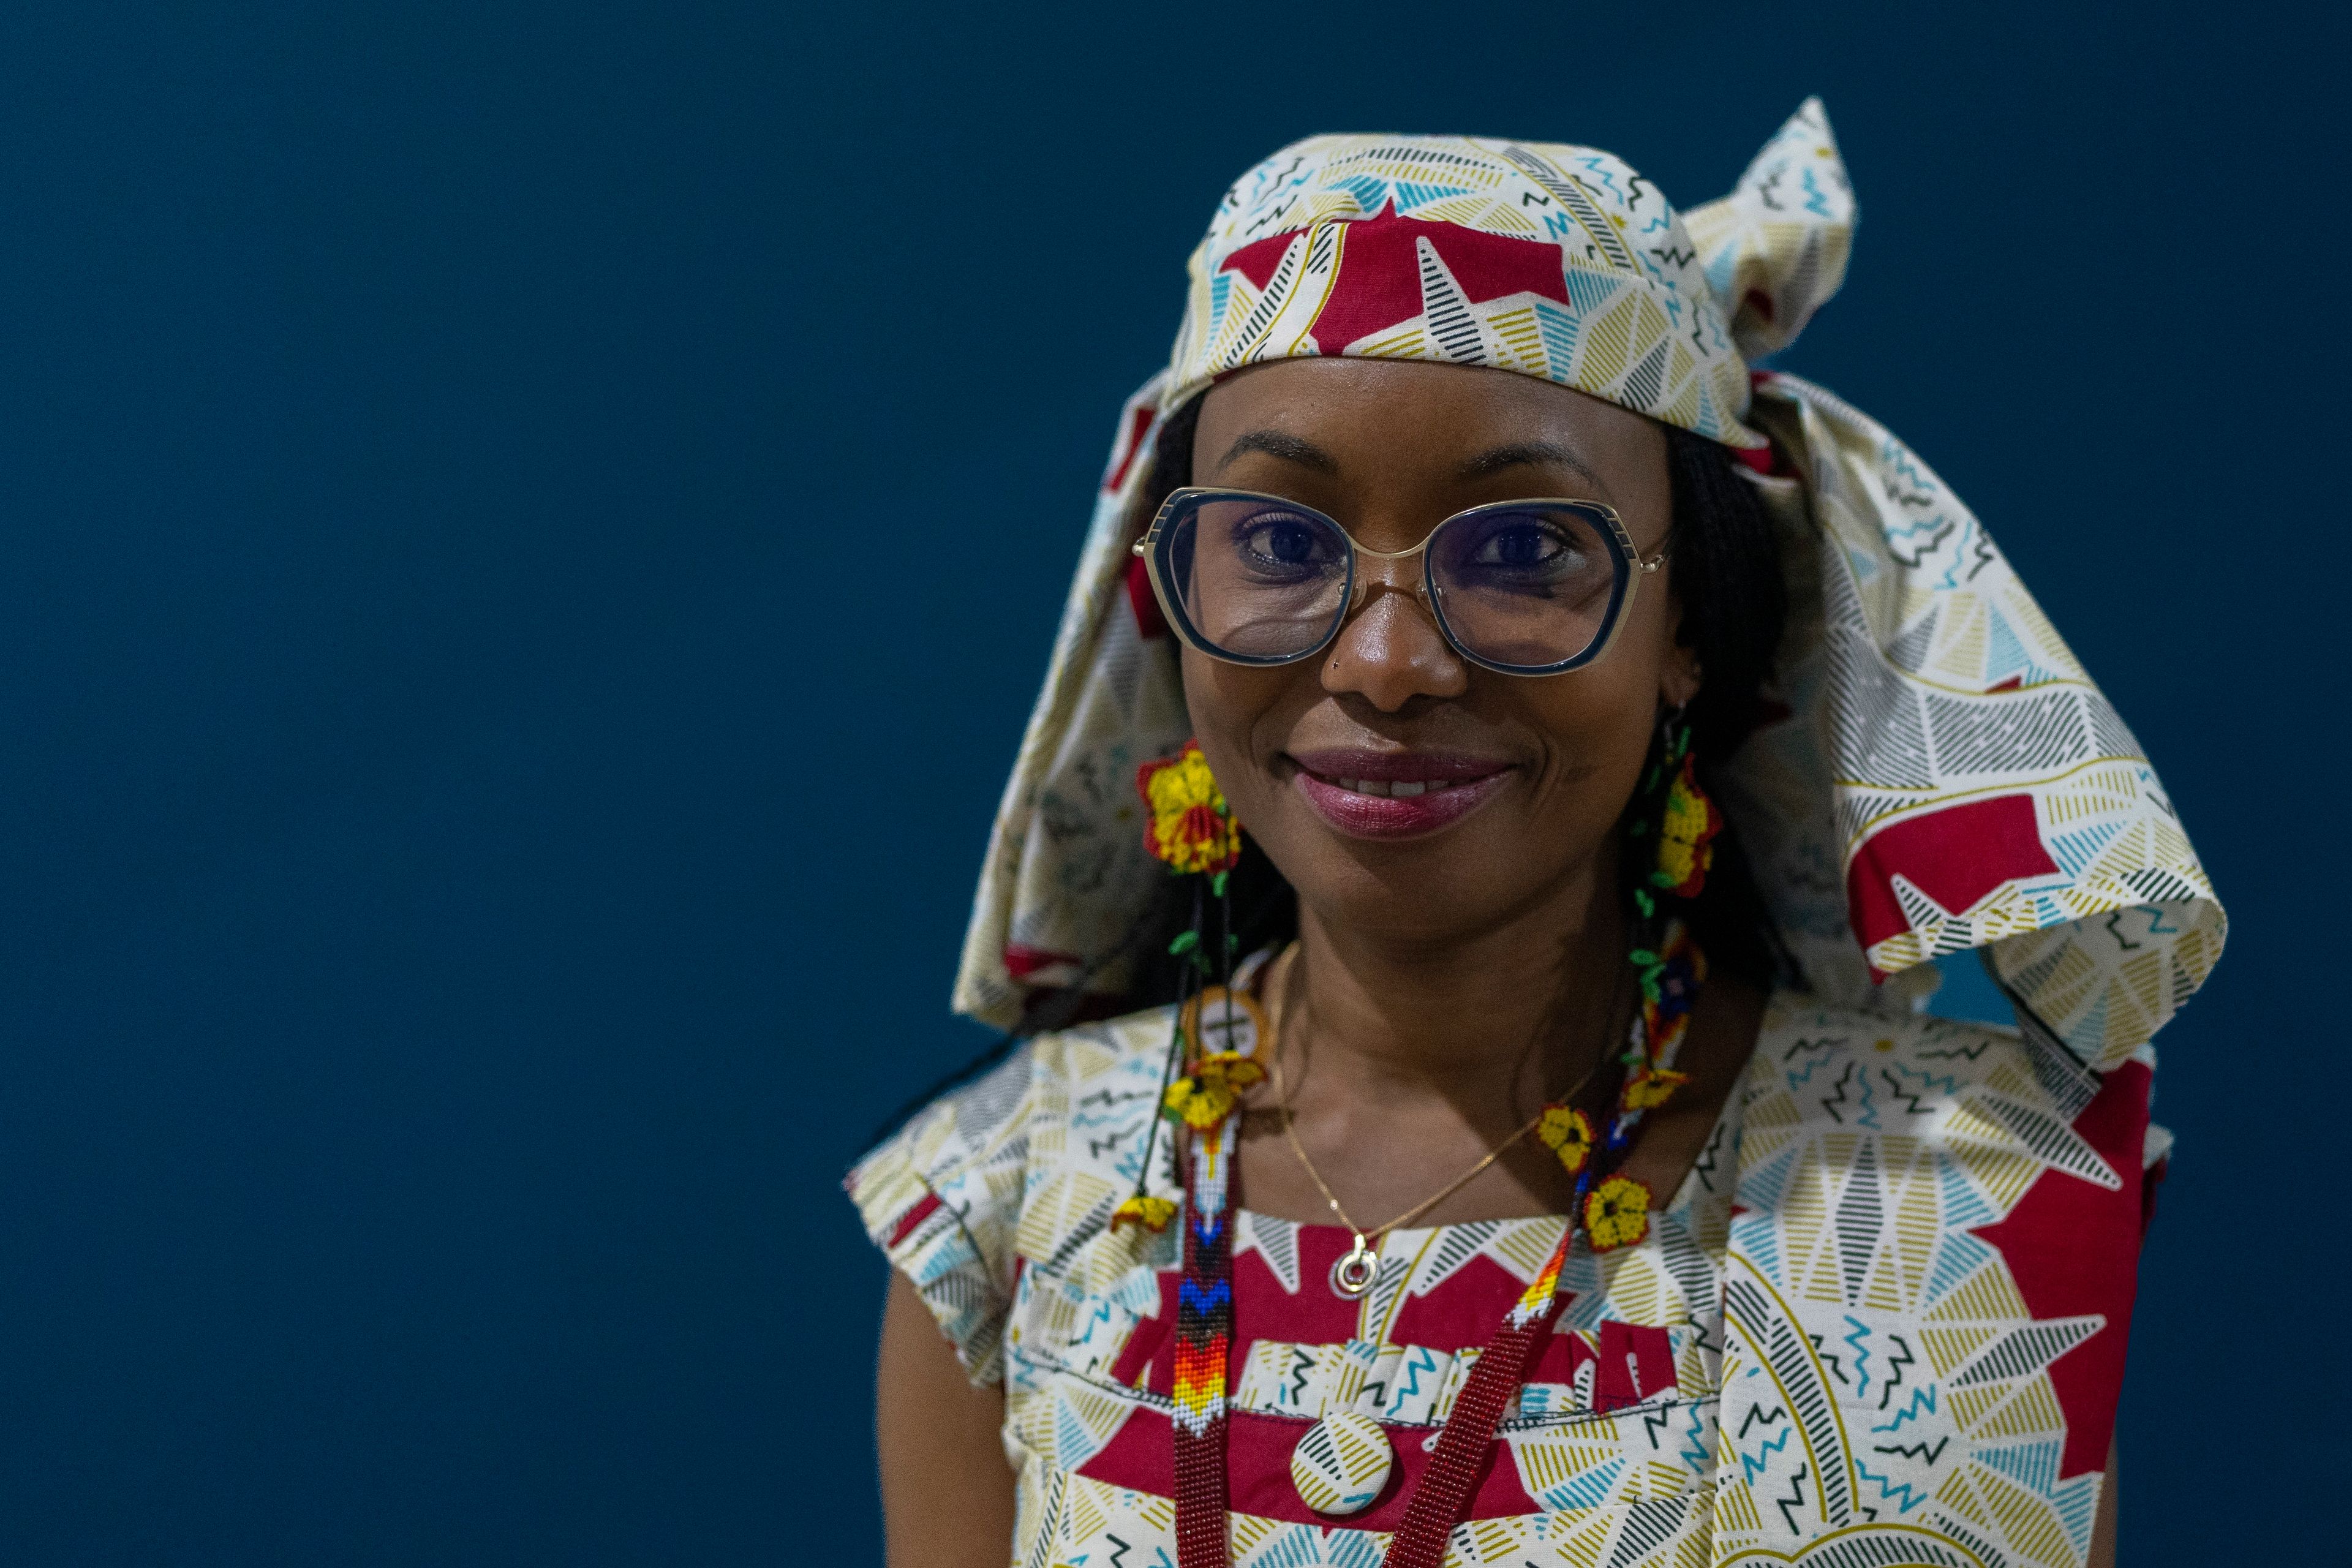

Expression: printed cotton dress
xmin=850 ymin=990 xmax=2158 ymax=1567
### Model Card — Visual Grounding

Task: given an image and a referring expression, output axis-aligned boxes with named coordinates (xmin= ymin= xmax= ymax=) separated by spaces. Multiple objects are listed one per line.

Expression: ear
xmin=1659 ymin=643 xmax=1703 ymax=711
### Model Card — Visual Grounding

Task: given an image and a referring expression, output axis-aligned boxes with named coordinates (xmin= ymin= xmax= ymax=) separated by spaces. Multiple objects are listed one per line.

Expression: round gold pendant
xmin=1290 ymin=1411 xmax=1394 ymax=1516
xmin=1329 ymin=1235 xmax=1379 ymax=1298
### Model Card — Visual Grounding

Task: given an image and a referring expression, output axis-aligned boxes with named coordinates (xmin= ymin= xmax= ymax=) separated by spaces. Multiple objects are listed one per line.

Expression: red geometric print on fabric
xmin=1526 ymin=1325 xmax=1596 ymax=1388
xmin=1125 ymin=555 xmax=1170 ymax=639
xmin=1970 ymin=1059 xmax=2152 ymax=1480
xmin=883 ymin=1189 xmax=941 ymax=1250
xmin=1845 ymin=793 xmax=2060 ymax=958
xmin=1103 ymin=403 xmax=1158 ymax=495
xmin=1593 ymin=1320 xmax=1676 ymax=1412
xmin=1129 ymin=1223 xmax=1414 ymax=1392
xmin=1376 ymin=1244 xmax=1556 ymax=1355
xmin=1109 ymin=1270 xmax=1180 ymax=1390
xmin=1001 ymin=943 xmax=1083 ymax=982
xmin=1077 ymin=1407 xmax=1540 ymax=1528
xmin=1218 ymin=204 xmax=1573 ymax=357
xmin=1088 ymin=1218 xmax=1668 ymax=1528
xmin=1239 ymin=1222 xmax=1390 ymax=1343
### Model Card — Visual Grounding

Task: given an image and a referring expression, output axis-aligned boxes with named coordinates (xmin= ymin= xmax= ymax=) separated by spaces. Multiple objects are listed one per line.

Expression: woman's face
xmin=1182 ymin=358 xmax=1698 ymax=944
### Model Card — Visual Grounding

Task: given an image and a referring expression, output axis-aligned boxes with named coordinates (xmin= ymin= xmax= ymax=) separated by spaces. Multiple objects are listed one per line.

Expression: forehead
xmin=1196 ymin=359 xmax=1664 ymax=476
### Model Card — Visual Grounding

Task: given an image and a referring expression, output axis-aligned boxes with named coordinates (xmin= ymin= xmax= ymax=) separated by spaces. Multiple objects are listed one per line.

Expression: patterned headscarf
xmin=952 ymin=100 xmax=2223 ymax=1071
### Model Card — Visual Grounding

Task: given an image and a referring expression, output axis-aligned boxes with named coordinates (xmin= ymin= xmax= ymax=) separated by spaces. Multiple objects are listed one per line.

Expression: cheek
xmin=1518 ymin=627 xmax=1668 ymax=818
xmin=1178 ymin=650 xmax=1295 ymax=818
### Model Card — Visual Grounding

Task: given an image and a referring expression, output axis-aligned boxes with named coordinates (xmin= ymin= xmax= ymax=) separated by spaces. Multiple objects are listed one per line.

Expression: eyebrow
xmin=1212 ymin=429 xmax=1339 ymax=476
xmin=1455 ymin=440 xmax=1607 ymax=490
xmin=1213 ymin=429 xmax=1610 ymax=492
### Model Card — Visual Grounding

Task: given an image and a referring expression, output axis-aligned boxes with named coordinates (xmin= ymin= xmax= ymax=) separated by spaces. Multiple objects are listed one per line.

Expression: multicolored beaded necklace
xmin=1117 ymin=732 xmax=1718 ymax=1568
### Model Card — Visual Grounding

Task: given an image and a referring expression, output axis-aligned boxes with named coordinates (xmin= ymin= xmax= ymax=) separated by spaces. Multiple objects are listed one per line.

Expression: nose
xmin=1321 ymin=558 xmax=1468 ymax=711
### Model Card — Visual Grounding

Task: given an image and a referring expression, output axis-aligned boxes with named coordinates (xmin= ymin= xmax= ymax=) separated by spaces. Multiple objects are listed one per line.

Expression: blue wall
xmin=2 ymin=3 xmax=2337 ymax=1560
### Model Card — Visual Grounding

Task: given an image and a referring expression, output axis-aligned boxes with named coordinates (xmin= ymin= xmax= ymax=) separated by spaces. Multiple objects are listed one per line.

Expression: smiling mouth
xmin=1287 ymin=753 xmax=1513 ymax=840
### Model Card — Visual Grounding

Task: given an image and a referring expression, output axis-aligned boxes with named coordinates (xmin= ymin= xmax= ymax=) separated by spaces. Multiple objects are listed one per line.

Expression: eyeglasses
xmin=1131 ymin=487 xmax=1668 ymax=676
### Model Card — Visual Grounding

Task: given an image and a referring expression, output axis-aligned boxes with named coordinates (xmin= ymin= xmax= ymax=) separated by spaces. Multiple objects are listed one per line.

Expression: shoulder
xmin=1711 ymin=990 xmax=2153 ymax=1558
xmin=843 ymin=1007 xmax=1178 ymax=1381
xmin=1740 ymin=990 xmax=2150 ymax=1180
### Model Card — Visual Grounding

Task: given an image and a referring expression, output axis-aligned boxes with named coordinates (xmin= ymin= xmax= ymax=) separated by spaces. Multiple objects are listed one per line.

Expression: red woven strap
xmin=1379 ymin=1316 xmax=1553 ymax=1568
xmin=1174 ymin=1406 xmax=1229 ymax=1568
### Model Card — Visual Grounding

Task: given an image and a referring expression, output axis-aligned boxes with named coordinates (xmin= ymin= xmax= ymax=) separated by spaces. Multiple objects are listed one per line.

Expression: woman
xmin=849 ymin=104 xmax=2221 ymax=1568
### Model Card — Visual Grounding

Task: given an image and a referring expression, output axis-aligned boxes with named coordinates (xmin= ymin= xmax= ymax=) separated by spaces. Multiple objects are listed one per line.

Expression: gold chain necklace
xmin=1261 ymin=943 xmax=1607 ymax=1298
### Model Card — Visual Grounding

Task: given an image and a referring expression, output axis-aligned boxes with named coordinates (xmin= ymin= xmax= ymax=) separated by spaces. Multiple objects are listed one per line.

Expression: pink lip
xmin=1287 ymin=748 xmax=1514 ymax=842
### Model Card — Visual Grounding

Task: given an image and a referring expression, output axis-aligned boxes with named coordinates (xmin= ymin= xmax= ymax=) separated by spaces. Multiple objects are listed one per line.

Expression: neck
xmin=1279 ymin=851 xmax=1627 ymax=1129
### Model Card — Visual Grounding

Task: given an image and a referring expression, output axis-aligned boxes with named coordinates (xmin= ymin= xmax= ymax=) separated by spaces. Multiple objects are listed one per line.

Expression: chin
xmin=1278 ymin=830 xmax=1545 ymax=944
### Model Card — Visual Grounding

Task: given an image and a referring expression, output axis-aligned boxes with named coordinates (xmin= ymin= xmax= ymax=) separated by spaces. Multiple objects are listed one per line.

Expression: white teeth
xmin=1325 ymin=775 xmax=1467 ymax=798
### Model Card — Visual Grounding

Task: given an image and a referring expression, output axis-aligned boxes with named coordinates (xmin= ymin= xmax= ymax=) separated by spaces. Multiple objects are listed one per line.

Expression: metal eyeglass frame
xmin=1129 ymin=486 xmax=1669 ymax=677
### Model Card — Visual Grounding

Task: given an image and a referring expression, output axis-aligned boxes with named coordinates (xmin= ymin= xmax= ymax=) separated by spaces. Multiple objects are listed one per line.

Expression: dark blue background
xmin=3 ymin=2 xmax=2337 ymax=1561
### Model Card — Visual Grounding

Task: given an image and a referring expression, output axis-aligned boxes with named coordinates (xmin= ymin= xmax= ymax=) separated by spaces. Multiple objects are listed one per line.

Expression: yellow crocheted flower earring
xmin=1655 ymin=756 xmax=1722 ymax=900
xmin=1139 ymin=739 xmax=1245 ymax=879
xmin=1634 ymin=706 xmax=1722 ymax=908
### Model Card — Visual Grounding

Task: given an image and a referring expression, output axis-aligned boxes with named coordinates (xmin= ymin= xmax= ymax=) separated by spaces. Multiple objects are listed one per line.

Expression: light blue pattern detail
xmin=1784 ymin=1049 xmax=1839 ymax=1092
xmin=1985 ymin=608 xmax=2033 ymax=685
xmin=1249 ymin=1524 xmax=1384 ymax=1567
xmin=1534 ymin=300 xmax=1581 ymax=372
xmin=1054 ymin=1385 xmax=1116 ymax=1472
xmin=2051 ymin=1472 xmax=2104 ymax=1557
xmin=1800 ymin=166 xmax=1835 ymax=218
xmin=1561 ymin=266 xmax=1619 ymax=317
xmin=1732 ymin=1209 xmax=1783 ymax=1291
xmin=1855 ymin=1458 xmax=1929 ymax=1514
xmin=1939 ymin=1155 xmax=1998 ymax=1229
xmin=1888 ymin=1059 xmax=1966 ymax=1104
xmin=1923 ymin=1231 xmax=1993 ymax=1308
xmin=1391 ymin=181 xmax=1470 ymax=211
xmin=1679 ymin=1401 xmax=1713 ymax=1472
xmin=2066 ymin=993 xmax=2111 ymax=1061
xmin=1843 ymin=1316 xmax=1875 ymax=1400
xmin=1740 ymin=1425 xmax=1792 ymax=1485
xmin=1537 ymin=1455 xmax=1625 ymax=1511
xmin=2049 ymin=821 xmax=2124 ymax=880
xmin=1392 ymin=1344 xmax=1439 ymax=1407
xmin=1975 ymin=1438 xmax=2061 ymax=1496
xmin=1871 ymin=1385 xmax=1938 ymax=1433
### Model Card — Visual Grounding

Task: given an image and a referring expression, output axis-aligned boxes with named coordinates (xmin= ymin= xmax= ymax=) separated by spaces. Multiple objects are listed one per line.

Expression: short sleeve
xmin=845 ymin=1045 xmax=1037 ymax=1387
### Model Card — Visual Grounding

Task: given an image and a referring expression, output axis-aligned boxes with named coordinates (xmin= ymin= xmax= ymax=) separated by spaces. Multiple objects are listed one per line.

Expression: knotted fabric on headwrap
xmin=952 ymin=100 xmax=2223 ymax=1071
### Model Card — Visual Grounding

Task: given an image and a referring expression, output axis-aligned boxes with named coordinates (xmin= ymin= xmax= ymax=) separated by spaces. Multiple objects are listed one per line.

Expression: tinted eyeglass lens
xmin=1164 ymin=496 xmax=1351 ymax=661
xmin=1428 ymin=505 xmax=1623 ymax=669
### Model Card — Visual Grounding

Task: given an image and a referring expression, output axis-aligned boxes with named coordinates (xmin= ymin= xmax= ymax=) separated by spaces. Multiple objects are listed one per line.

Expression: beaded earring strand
xmin=1114 ymin=740 xmax=1256 ymax=1568
xmin=1112 ymin=740 xmax=1258 ymax=1238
